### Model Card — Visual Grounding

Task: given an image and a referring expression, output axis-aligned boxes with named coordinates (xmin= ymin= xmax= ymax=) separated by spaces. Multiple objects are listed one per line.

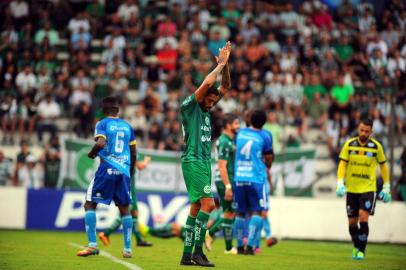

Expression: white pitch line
xmin=69 ymin=242 xmax=144 ymax=270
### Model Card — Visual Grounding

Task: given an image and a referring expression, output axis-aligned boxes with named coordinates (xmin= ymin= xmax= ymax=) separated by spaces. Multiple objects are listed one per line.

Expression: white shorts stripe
xmin=86 ymin=177 xmax=95 ymax=201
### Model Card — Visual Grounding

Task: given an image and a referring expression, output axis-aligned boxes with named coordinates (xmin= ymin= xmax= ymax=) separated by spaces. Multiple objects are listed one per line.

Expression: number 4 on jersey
xmin=240 ymin=140 xmax=253 ymax=159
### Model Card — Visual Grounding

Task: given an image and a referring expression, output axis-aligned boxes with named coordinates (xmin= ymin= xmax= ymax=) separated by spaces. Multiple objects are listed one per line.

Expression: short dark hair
xmin=206 ymin=86 xmax=220 ymax=96
xmin=102 ymin=96 xmax=119 ymax=115
xmin=222 ymin=113 xmax=238 ymax=128
xmin=251 ymin=110 xmax=267 ymax=129
xmin=360 ymin=118 xmax=373 ymax=128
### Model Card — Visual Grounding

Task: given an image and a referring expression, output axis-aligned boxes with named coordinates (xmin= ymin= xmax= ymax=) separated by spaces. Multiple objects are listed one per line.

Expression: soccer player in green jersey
xmin=205 ymin=114 xmax=240 ymax=254
xmin=179 ymin=41 xmax=231 ymax=267
xmin=98 ymin=156 xmax=153 ymax=247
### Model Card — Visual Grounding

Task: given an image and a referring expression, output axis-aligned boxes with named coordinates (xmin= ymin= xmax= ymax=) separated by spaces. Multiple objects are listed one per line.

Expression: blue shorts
xmin=86 ymin=162 xmax=131 ymax=206
xmin=234 ymin=181 xmax=266 ymax=214
xmin=263 ymin=191 xmax=270 ymax=211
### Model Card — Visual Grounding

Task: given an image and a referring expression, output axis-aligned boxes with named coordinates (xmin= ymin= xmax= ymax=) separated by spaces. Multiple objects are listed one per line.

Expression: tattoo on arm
xmin=221 ymin=63 xmax=231 ymax=90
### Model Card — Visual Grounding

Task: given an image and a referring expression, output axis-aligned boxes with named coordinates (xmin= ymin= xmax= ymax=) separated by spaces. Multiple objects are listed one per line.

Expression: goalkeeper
xmin=336 ymin=118 xmax=391 ymax=260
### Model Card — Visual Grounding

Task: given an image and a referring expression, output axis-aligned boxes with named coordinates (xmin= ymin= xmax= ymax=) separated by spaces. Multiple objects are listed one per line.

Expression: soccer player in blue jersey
xmin=76 ymin=96 xmax=136 ymax=258
xmin=233 ymin=110 xmax=274 ymax=255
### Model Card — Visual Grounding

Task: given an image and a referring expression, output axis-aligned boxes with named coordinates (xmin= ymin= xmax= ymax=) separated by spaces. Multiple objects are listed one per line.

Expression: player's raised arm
xmin=195 ymin=41 xmax=231 ymax=103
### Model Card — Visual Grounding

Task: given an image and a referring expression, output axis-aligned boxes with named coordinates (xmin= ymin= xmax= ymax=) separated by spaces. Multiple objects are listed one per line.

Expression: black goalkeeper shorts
xmin=346 ymin=192 xmax=377 ymax=218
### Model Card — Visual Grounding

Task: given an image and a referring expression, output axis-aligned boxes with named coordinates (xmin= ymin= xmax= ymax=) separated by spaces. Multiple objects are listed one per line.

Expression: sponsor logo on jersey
xmin=201 ymin=135 xmax=211 ymax=142
xmin=203 ymin=185 xmax=212 ymax=194
xmin=205 ymin=116 xmax=210 ymax=126
xmin=368 ymin=142 xmax=375 ymax=147
xmin=110 ymin=126 xmax=129 ymax=131
xmin=107 ymin=168 xmax=121 ymax=175
xmin=350 ymin=151 xmax=356 ymax=155
xmin=366 ymin=152 xmax=373 ymax=157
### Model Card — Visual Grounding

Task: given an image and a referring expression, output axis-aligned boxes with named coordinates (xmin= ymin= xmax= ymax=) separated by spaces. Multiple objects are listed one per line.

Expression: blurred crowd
xmin=0 ymin=0 xmax=406 ymax=188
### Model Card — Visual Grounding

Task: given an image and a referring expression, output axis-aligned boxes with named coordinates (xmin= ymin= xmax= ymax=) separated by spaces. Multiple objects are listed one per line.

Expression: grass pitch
xmin=0 ymin=230 xmax=405 ymax=270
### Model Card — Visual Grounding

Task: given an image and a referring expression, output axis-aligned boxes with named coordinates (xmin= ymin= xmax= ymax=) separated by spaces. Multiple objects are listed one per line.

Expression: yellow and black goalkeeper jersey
xmin=339 ymin=137 xmax=387 ymax=193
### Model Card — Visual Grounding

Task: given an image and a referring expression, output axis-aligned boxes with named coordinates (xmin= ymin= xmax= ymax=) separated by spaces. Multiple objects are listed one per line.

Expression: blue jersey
xmin=94 ymin=117 xmax=136 ymax=177
xmin=234 ymin=128 xmax=273 ymax=184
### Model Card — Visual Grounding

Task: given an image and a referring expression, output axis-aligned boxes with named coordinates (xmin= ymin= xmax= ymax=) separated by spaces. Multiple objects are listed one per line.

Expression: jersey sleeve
xmin=339 ymin=140 xmax=350 ymax=162
xmin=180 ymin=93 xmax=197 ymax=116
xmin=94 ymin=120 xmax=106 ymax=140
xmin=217 ymin=140 xmax=230 ymax=160
xmin=129 ymin=125 xmax=137 ymax=146
xmin=376 ymin=142 xmax=387 ymax=164
xmin=262 ymin=131 xmax=273 ymax=154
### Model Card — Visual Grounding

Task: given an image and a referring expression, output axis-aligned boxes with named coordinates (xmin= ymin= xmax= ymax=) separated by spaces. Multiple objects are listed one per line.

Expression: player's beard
xmin=359 ymin=135 xmax=368 ymax=143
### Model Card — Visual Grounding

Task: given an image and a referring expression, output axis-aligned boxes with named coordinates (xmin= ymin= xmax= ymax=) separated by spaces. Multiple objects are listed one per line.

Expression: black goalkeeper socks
xmin=349 ymin=225 xmax=360 ymax=249
xmin=358 ymin=222 xmax=369 ymax=253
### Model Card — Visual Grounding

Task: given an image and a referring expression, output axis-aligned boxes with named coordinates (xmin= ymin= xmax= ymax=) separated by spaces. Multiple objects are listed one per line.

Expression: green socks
xmin=222 ymin=218 xmax=234 ymax=251
xmin=132 ymin=217 xmax=143 ymax=243
xmin=183 ymin=215 xmax=196 ymax=254
xmin=104 ymin=217 xmax=122 ymax=237
xmin=209 ymin=217 xmax=223 ymax=237
xmin=194 ymin=211 xmax=210 ymax=254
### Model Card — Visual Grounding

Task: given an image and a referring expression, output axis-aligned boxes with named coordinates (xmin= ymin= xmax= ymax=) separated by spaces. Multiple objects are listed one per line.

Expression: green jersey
xmin=214 ymin=134 xmax=235 ymax=183
xmin=180 ymin=93 xmax=212 ymax=162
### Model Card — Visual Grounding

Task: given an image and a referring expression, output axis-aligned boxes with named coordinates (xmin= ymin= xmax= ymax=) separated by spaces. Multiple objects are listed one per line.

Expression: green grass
xmin=0 ymin=230 xmax=405 ymax=270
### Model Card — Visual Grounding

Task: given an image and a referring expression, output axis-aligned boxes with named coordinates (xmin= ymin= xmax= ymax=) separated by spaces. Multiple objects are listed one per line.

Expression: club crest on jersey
xmin=365 ymin=200 xmax=371 ymax=209
xmin=203 ymin=185 xmax=211 ymax=194
xmin=205 ymin=116 xmax=210 ymax=126
xmin=366 ymin=152 xmax=373 ymax=157
xmin=368 ymin=142 xmax=375 ymax=147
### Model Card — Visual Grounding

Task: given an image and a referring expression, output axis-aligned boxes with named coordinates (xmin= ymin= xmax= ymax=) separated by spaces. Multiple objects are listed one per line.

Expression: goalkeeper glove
xmin=379 ymin=183 xmax=391 ymax=203
xmin=336 ymin=179 xmax=346 ymax=197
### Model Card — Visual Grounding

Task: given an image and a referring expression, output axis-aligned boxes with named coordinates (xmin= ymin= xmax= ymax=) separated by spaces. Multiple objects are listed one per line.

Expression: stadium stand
xmin=0 ymin=0 xmax=405 ymax=199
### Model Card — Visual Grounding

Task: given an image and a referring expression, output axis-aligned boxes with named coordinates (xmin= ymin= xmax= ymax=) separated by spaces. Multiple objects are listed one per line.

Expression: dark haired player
xmin=233 ymin=110 xmax=273 ymax=255
xmin=179 ymin=41 xmax=231 ymax=267
xmin=205 ymin=114 xmax=240 ymax=254
xmin=76 ymin=96 xmax=136 ymax=258
xmin=336 ymin=118 xmax=391 ymax=260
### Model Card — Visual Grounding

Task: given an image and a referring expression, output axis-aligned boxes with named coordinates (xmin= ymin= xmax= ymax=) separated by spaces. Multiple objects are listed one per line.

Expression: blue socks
xmin=122 ymin=215 xmax=133 ymax=251
xmin=263 ymin=217 xmax=271 ymax=239
xmin=235 ymin=216 xmax=245 ymax=247
xmin=248 ymin=215 xmax=262 ymax=247
xmin=85 ymin=210 xmax=97 ymax=247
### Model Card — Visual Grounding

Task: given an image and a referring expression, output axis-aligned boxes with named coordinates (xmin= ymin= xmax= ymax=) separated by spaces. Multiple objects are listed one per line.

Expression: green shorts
xmin=181 ymin=160 xmax=213 ymax=203
xmin=130 ymin=176 xmax=138 ymax=211
xmin=215 ymin=181 xmax=235 ymax=213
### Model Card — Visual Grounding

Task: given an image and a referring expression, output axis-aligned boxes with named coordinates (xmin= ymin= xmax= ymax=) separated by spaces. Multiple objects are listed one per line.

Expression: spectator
xmin=15 ymin=65 xmax=36 ymax=98
xmin=17 ymin=154 xmax=44 ymax=189
xmin=68 ymin=12 xmax=90 ymax=35
xmin=73 ymin=102 xmax=94 ymax=138
xmin=108 ymin=69 xmax=129 ymax=112
xmin=156 ymin=42 xmax=178 ymax=72
xmin=334 ymin=35 xmax=354 ymax=64
xmin=0 ymin=150 xmax=13 ymax=186
xmin=208 ymin=30 xmax=226 ymax=56
xmin=240 ymin=19 xmax=260 ymax=44
xmin=13 ymin=140 xmax=31 ymax=185
xmin=263 ymin=111 xmax=283 ymax=154
xmin=70 ymin=27 xmax=92 ymax=51
xmin=18 ymin=95 xmax=37 ymax=143
xmin=9 ymin=0 xmax=29 ymax=25
xmin=330 ymin=75 xmax=354 ymax=118
xmin=279 ymin=3 xmax=299 ymax=37
xmin=305 ymin=92 xmax=328 ymax=130
xmin=34 ymin=21 xmax=59 ymax=47
xmin=303 ymin=74 xmax=327 ymax=102
xmin=210 ymin=17 xmax=230 ymax=41
xmin=117 ymin=0 xmax=139 ymax=23
xmin=103 ymin=27 xmax=126 ymax=53
xmin=263 ymin=33 xmax=280 ymax=55
xmin=0 ymin=93 xmax=18 ymax=145
xmin=157 ymin=15 xmax=177 ymax=37
xmin=37 ymin=94 xmax=60 ymax=143
xmin=41 ymin=147 xmax=61 ymax=188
